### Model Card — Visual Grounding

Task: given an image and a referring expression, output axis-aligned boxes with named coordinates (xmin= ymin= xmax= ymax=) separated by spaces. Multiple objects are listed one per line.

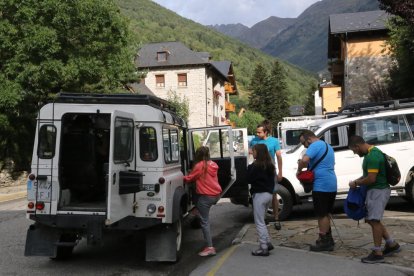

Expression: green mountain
xmin=262 ymin=0 xmax=380 ymax=72
xmin=116 ymin=0 xmax=317 ymax=106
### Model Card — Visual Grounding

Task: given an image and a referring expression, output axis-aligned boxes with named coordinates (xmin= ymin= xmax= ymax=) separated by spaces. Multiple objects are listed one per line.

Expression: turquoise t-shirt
xmin=305 ymin=140 xmax=337 ymax=192
xmin=249 ymin=136 xmax=281 ymax=161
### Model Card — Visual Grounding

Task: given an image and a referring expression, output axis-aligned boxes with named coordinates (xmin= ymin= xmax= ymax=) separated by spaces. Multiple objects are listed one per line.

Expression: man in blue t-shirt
xmin=249 ymin=120 xmax=283 ymax=230
xmin=297 ymin=130 xmax=337 ymax=252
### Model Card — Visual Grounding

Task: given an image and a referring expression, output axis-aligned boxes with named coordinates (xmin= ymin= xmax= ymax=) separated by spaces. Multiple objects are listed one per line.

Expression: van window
xmin=140 ymin=127 xmax=157 ymax=161
xmin=37 ymin=125 xmax=56 ymax=159
xmin=285 ymin=129 xmax=306 ymax=146
xmin=163 ymin=128 xmax=179 ymax=163
xmin=361 ymin=116 xmax=401 ymax=145
xmin=399 ymin=116 xmax=411 ymax=141
xmin=405 ymin=114 xmax=414 ymax=138
xmin=114 ymin=117 xmax=134 ymax=163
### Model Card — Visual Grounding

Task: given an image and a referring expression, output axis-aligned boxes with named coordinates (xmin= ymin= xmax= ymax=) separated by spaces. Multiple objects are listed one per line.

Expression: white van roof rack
xmin=339 ymin=98 xmax=414 ymax=116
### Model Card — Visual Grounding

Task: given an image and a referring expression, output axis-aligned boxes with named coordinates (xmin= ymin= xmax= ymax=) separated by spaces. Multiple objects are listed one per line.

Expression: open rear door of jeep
xmin=107 ymin=110 xmax=137 ymax=224
xmin=188 ymin=127 xmax=249 ymax=205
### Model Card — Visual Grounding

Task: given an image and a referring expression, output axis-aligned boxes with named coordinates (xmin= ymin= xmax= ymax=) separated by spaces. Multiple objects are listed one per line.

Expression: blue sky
xmin=152 ymin=0 xmax=321 ymax=27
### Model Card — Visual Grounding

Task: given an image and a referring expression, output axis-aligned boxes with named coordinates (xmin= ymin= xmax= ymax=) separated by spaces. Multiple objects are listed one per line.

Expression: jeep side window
xmin=361 ymin=116 xmax=404 ymax=145
xmin=406 ymin=114 xmax=414 ymax=138
xmin=37 ymin=125 xmax=57 ymax=159
xmin=320 ymin=123 xmax=356 ymax=151
xmin=114 ymin=117 xmax=134 ymax=163
xmin=140 ymin=127 xmax=157 ymax=161
xmin=399 ymin=116 xmax=411 ymax=141
xmin=163 ymin=128 xmax=179 ymax=163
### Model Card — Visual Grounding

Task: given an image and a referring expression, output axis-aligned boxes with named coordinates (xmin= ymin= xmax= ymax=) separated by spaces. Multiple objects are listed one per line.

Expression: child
xmin=248 ymin=144 xmax=275 ymax=256
xmin=183 ymin=146 xmax=222 ymax=257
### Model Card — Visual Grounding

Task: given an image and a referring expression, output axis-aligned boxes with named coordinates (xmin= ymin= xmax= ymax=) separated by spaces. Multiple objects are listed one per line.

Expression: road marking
xmin=206 ymin=244 xmax=240 ymax=276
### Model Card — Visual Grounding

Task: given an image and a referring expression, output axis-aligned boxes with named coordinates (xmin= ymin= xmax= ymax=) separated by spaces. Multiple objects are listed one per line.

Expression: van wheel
xmin=51 ymin=234 xmax=77 ymax=260
xmin=267 ymin=184 xmax=293 ymax=221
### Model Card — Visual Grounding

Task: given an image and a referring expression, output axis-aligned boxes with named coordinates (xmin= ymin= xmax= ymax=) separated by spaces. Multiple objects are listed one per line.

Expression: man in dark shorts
xmin=348 ymin=135 xmax=400 ymax=264
xmin=297 ymin=130 xmax=337 ymax=251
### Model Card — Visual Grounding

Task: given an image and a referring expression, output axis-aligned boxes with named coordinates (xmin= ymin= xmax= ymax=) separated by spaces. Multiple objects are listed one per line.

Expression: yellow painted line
xmin=206 ymin=244 xmax=240 ymax=276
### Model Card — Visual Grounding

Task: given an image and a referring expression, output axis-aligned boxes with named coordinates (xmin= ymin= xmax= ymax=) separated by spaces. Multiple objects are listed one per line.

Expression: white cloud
xmin=152 ymin=0 xmax=321 ymax=27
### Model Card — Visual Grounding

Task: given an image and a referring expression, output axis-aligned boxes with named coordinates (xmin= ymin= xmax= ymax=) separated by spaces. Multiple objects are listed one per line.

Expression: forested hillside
xmin=116 ymin=0 xmax=317 ymax=105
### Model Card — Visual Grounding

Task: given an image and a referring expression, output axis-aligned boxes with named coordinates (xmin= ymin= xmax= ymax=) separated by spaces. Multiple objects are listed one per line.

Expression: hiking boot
xmin=383 ymin=242 xmax=401 ymax=256
xmin=198 ymin=247 xmax=216 ymax=257
xmin=251 ymin=248 xmax=269 ymax=256
xmin=273 ymin=220 xmax=282 ymax=230
xmin=267 ymin=242 xmax=274 ymax=251
xmin=315 ymin=228 xmax=334 ymax=245
xmin=361 ymin=251 xmax=385 ymax=264
xmin=310 ymin=234 xmax=334 ymax=252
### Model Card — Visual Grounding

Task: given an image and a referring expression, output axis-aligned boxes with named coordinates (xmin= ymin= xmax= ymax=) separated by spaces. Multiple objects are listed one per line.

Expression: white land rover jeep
xmin=275 ymin=98 xmax=414 ymax=220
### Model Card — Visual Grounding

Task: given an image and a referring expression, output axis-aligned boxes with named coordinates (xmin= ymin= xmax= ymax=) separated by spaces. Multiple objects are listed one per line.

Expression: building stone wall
xmin=143 ymin=66 xmax=225 ymax=128
xmin=344 ymin=55 xmax=392 ymax=105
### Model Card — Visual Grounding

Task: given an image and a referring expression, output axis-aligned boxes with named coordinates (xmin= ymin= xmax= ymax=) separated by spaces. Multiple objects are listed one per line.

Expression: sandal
xmin=274 ymin=220 xmax=281 ymax=230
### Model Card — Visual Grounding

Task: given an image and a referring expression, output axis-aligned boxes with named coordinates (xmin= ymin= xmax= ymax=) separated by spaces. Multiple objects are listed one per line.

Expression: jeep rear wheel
xmin=405 ymin=176 xmax=414 ymax=203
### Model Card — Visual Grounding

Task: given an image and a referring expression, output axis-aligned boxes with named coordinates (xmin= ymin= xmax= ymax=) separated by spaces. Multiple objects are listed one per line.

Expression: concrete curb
xmin=232 ymin=224 xmax=250 ymax=245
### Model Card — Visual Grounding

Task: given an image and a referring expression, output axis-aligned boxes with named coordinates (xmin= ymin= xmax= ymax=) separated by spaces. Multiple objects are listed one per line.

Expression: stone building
xmin=328 ymin=10 xmax=392 ymax=106
xmin=135 ymin=42 xmax=237 ymax=128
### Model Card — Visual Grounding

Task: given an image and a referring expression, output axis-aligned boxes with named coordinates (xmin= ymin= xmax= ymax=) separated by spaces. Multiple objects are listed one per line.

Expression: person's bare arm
xmin=276 ymin=150 xmax=283 ymax=182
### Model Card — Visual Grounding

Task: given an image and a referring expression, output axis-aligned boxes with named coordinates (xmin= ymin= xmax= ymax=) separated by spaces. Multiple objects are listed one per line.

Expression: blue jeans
xmin=197 ymin=195 xmax=220 ymax=247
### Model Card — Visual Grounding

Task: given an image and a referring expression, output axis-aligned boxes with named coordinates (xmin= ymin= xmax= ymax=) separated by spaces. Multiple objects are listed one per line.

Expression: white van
xmin=24 ymin=93 xmax=249 ymax=262
xmin=276 ymin=99 xmax=414 ymax=219
xmin=277 ymin=115 xmax=327 ymax=151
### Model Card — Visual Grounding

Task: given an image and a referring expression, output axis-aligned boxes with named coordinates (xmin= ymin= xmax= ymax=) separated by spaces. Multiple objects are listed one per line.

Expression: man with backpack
xmin=348 ymin=135 xmax=401 ymax=264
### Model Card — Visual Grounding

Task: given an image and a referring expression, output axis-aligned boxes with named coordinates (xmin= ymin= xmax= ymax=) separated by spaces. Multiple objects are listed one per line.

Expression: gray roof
xmin=136 ymin=41 xmax=208 ymax=68
xmin=136 ymin=41 xmax=228 ymax=80
xmin=128 ymin=83 xmax=155 ymax=96
xmin=329 ymin=10 xmax=391 ymax=34
xmin=210 ymin=61 xmax=231 ymax=79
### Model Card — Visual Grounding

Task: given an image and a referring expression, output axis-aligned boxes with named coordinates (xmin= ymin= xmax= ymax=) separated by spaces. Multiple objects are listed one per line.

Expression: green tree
xmin=304 ymin=82 xmax=317 ymax=115
xmin=264 ymin=61 xmax=290 ymax=127
xmin=248 ymin=63 xmax=268 ymax=113
xmin=0 ymin=0 xmax=137 ymax=169
xmin=229 ymin=111 xmax=264 ymax=135
xmin=167 ymin=89 xmax=190 ymax=123
xmin=378 ymin=0 xmax=414 ymax=99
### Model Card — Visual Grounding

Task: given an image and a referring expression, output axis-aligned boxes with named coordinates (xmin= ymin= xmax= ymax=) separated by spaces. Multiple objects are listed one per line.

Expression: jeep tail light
xmin=28 ymin=202 xmax=34 ymax=209
xmin=158 ymin=206 xmax=164 ymax=213
xmin=28 ymin=174 xmax=36 ymax=181
xmin=158 ymin=177 xmax=165 ymax=184
xmin=36 ymin=202 xmax=45 ymax=210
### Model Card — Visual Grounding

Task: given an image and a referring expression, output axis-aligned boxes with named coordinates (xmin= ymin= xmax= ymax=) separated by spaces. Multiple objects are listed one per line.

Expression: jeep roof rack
xmin=339 ymin=98 xmax=414 ymax=116
xmin=54 ymin=93 xmax=185 ymax=126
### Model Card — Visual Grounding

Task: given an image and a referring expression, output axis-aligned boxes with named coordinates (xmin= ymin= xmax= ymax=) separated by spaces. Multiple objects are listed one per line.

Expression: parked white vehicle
xmin=276 ymin=99 xmax=414 ymax=219
xmin=24 ymin=93 xmax=249 ymax=262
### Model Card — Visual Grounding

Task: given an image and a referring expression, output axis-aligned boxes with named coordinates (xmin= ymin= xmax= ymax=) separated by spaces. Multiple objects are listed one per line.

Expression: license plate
xmin=138 ymin=184 xmax=155 ymax=192
xmin=37 ymin=180 xmax=51 ymax=201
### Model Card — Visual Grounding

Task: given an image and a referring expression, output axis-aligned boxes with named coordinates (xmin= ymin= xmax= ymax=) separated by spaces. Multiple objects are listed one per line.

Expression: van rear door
xmin=107 ymin=111 xmax=137 ymax=224
xmin=188 ymin=127 xmax=249 ymax=203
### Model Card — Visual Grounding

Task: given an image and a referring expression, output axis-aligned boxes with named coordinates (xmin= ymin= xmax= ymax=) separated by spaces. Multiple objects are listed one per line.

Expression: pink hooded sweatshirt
xmin=183 ymin=160 xmax=222 ymax=196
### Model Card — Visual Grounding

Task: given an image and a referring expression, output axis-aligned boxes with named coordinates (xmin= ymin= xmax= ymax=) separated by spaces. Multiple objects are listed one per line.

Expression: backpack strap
xmin=309 ymin=142 xmax=329 ymax=171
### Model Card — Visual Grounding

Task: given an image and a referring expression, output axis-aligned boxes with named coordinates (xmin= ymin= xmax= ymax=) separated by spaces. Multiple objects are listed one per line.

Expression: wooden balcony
xmin=224 ymin=83 xmax=236 ymax=94
xmin=225 ymin=101 xmax=236 ymax=112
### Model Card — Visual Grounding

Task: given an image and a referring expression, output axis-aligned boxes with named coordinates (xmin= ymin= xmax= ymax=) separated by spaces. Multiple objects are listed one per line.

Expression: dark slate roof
xmin=129 ymin=83 xmax=155 ymax=96
xmin=329 ymin=10 xmax=391 ymax=34
xmin=136 ymin=41 xmax=208 ymax=68
xmin=136 ymin=41 xmax=228 ymax=80
xmin=210 ymin=61 xmax=231 ymax=80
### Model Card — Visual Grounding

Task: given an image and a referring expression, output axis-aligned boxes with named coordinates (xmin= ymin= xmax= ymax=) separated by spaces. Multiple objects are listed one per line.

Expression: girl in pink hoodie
xmin=183 ymin=146 xmax=222 ymax=257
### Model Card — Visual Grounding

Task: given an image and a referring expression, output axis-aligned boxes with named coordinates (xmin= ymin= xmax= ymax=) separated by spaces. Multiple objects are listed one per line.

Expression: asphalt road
xmin=0 ymin=198 xmax=252 ymax=276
